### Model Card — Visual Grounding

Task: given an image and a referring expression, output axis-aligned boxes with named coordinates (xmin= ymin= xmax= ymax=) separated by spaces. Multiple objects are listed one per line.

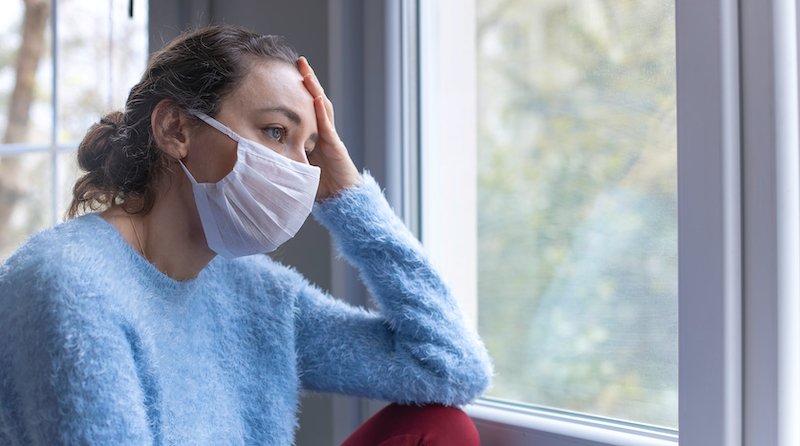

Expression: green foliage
xmin=476 ymin=0 xmax=677 ymax=428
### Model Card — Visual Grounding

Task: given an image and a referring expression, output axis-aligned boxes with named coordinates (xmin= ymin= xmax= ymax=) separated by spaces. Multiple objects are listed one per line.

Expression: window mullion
xmin=740 ymin=0 xmax=800 ymax=444
xmin=676 ymin=0 xmax=743 ymax=444
xmin=50 ymin=0 xmax=59 ymax=225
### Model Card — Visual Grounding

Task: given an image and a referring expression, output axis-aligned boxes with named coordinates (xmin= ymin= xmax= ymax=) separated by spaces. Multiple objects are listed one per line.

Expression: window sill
xmin=464 ymin=398 xmax=678 ymax=446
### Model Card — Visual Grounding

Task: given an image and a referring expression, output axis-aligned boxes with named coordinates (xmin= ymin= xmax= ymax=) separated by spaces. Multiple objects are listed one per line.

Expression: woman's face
xmin=185 ymin=59 xmax=318 ymax=183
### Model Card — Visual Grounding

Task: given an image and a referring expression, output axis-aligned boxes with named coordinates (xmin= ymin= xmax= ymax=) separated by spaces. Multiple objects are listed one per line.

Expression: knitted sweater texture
xmin=0 ymin=170 xmax=494 ymax=445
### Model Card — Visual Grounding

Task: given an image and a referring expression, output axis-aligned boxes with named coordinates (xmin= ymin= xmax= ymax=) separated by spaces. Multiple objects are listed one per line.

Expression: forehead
xmin=227 ymin=59 xmax=315 ymax=120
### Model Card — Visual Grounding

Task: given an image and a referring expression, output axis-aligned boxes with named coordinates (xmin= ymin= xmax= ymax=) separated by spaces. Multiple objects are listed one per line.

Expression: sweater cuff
xmin=311 ymin=169 xmax=421 ymax=253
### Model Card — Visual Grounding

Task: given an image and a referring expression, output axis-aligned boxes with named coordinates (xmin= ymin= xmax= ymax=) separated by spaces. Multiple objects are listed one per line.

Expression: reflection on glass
xmin=476 ymin=0 xmax=677 ymax=428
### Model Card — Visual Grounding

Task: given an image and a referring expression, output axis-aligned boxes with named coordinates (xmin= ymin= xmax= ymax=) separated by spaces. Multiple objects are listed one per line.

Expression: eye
xmin=263 ymin=126 xmax=286 ymax=142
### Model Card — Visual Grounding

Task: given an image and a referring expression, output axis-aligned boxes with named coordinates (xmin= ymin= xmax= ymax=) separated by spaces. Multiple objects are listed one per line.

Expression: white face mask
xmin=178 ymin=111 xmax=321 ymax=259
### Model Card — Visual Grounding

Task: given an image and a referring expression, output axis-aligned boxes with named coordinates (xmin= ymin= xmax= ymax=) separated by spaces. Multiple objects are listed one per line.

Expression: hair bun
xmin=77 ymin=111 xmax=124 ymax=179
xmin=99 ymin=116 xmax=120 ymax=129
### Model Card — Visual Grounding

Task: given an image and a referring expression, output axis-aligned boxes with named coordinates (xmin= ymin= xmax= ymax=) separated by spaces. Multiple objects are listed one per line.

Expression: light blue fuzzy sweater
xmin=0 ymin=170 xmax=494 ymax=445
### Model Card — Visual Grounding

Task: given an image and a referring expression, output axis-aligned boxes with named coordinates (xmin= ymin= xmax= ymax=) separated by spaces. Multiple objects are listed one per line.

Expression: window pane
xmin=0 ymin=154 xmax=52 ymax=260
xmin=57 ymin=149 xmax=81 ymax=219
xmin=476 ymin=0 xmax=677 ymax=428
xmin=58 ymin=0 xmax=149 ymax=143
xmin=0 ymin=0 xmax=53 ymax=145
xmin=0 ymin=0 xmax=148 ymax=258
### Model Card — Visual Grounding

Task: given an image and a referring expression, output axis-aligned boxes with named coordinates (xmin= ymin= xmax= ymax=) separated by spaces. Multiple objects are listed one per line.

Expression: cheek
xmin=190 ymin=132 xmax=238 ymax=182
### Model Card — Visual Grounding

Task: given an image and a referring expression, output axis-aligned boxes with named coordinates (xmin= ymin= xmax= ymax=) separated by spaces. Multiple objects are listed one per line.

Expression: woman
xmin=0 ymin=25 xmax=493 ymax=445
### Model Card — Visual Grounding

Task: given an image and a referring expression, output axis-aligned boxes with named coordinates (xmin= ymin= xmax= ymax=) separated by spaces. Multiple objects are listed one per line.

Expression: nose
xmin=283 ymin=144 xmax=310 ymax=165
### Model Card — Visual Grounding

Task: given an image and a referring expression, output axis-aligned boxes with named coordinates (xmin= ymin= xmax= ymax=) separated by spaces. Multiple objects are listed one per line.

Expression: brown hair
xmin=67 ymin=24 xmax=299 ymax=218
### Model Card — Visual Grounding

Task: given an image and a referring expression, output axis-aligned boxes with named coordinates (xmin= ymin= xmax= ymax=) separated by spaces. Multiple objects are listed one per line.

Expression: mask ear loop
xmin=177 ymin=159 xmax=200 ymax=185
xmin=192 ymin=111 xmax=241 ymax=143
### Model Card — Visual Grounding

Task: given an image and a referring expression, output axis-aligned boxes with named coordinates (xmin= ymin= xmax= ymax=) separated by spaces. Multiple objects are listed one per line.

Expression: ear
xmin=151 ymin=99 xmax=193 ymax=160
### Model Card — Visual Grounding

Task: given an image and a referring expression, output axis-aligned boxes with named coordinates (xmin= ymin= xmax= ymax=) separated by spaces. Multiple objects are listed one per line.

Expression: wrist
xmin=316 ymin=172 xmax=363 ymax=203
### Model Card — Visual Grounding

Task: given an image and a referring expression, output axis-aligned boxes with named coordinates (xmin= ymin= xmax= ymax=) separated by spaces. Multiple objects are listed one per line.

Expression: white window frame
xmin=410 ymin=0 xmax=800 ymax=445
xmin=739 ymin=0 xmax=800 ymax=444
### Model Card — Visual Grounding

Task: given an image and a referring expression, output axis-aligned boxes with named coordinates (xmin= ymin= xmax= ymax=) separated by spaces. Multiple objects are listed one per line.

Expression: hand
xmin=297 ymin=56 xmax=362 ymax=201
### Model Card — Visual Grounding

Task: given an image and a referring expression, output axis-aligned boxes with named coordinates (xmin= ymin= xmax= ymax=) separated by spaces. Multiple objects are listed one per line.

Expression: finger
xmin=314 ymin=96 xmax=335 ymax=138
xmin=323 ymin=97 xmax=335 ymax=127
xmin=297 ymin=56 xmax=313 ymax=77
xmin=302 ymin=71 xmax=325 ymax=99
xmin=299 ymin=58 xmax=336 ymax=124
xmin=315 ymin=97 xmax=345 ymax=152
xmin=303 ymin=75 xmax=331 ymax=122
xmin=299 ymin=58 xmax=324 ymax=94
xmin=305 ymin=80 xmax=334 ymax=124
xmin=296 ymin=57 xmax=314 ymax=88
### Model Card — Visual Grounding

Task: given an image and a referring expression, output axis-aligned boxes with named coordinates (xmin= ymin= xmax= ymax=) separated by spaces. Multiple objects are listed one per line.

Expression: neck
xmin=102 ymin=167 xmax=216 ymax=281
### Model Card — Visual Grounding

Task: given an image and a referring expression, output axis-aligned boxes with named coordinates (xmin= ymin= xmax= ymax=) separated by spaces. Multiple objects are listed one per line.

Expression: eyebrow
xmin=260 ymin=106 xmax=318 ymax=145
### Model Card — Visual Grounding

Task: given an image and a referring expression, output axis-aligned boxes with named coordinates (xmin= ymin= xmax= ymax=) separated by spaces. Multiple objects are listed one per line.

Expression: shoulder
xmin=2 ymin=214 xmax=107 ymax=280
xmin=0 ymin=214 xmax=119 ymax=321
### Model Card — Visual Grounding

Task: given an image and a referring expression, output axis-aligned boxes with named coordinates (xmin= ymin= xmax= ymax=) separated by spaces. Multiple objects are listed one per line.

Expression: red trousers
xmin=340 ymin=403 xmax=481 ymax=446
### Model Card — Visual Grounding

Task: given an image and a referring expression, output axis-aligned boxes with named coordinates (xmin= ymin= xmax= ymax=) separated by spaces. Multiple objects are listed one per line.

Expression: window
xmin=0 ymin=0 xmax=148 ymax=261
xmin=420 ymin=0 xmax=677 ymax=430
xmin=477 ymin=0 xmax=677 ymax=428
xmin=414 ymin=0 xmax=800 ymax=444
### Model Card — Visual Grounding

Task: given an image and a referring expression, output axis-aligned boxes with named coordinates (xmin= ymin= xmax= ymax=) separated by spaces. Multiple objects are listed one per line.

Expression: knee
xmin=384 ymin=403 xmax=481 ymax=446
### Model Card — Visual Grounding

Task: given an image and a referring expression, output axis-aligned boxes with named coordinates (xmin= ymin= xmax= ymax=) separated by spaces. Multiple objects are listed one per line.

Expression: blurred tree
xmin=0 ymin=0 xmax=50 ymax=242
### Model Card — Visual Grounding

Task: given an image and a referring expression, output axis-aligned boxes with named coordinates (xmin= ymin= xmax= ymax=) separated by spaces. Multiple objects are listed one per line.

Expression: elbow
xmin=439 ymin=345 xmax=495 ymax=407
xmin=403 ymin=328 xmax=495 ymax=407
xmin=463 ymin=348 xmax=495 ymax=404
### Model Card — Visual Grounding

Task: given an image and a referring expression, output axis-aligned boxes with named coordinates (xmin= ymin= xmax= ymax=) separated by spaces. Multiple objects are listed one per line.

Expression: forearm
xmin=308 ymin=169 xmax=494 ymax=402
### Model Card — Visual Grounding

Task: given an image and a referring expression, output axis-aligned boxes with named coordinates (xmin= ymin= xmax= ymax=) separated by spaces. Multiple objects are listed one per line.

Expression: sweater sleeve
xmin=293 ymin=170 xmax=494 ymax=407
xmin=0 ymin=261 xmax=154 ymax=445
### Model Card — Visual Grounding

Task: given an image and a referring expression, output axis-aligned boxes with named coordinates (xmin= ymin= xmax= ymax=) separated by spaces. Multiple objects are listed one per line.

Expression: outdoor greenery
xmin=476 ymin=0 xmax=677 ymax=428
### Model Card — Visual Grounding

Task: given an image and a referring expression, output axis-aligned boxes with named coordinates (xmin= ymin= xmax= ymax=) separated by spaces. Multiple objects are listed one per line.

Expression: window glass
xmin=58 ymin=0 xmax=148 ymax=144
xmin=0 ymin=0 xmax=53 ymax=146
xmin=0 ymin=153 xmax=52 ymax=259
xmin=476 ymin=0 xmax=677 ymax=428
xmin=57 ymin=150 xmax=80 ymax=218
xmin=0 ymin=0 xmax=148 ymax=260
